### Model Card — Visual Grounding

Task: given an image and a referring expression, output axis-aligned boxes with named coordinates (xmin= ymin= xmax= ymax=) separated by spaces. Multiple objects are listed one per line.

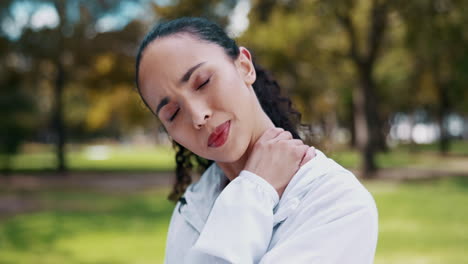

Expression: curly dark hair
xmin=135 ymin=17 xmax=309 ymax=202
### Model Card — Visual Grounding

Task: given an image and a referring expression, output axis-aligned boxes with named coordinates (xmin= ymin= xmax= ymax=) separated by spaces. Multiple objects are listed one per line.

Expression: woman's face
xmin=138 ymin=34 xmax=258 ymax=162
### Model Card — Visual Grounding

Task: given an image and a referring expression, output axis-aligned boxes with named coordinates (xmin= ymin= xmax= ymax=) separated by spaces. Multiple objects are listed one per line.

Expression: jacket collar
xmin=179 ymin=162 xmax=229 ymax=233
xmin=178 ymin=149 xmax=334 ymax=233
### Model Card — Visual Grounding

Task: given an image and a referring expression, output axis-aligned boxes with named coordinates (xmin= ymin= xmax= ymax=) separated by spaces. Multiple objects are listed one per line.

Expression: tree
xmin=326 ymin=0 xmax=392 ymax=177
xmin=0 ymin=37 xmax=36 ymax=175
xmin=398 ymin=0 xmax=468 ymax=154
xmin=243 ymin=0 xmax=395 ymax=177
xmin=7 ymin=0 xmax=148 ymax=172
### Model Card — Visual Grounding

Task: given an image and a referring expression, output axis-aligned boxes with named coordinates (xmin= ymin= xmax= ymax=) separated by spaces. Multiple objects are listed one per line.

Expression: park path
xmin=0 ymin=171 xmax=174 ymax=192
xmin=0 ymin=172 xmax=175 ymax=217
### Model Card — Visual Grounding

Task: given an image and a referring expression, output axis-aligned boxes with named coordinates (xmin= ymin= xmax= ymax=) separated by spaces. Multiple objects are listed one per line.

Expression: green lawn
xmin=7 ymin=144 xmax=176 ymax=172
xmin=1 ymin=176 xmax=468 ymax=264
xmin=368 ymin=177 xmax=468 ymax=264
xmin=0 ymin=188 xmax=175 ymax=264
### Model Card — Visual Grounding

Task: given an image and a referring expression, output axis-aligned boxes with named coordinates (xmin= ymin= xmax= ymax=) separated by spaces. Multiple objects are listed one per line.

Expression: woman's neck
xmin=216 ymin=108 xmax=275 ymax=182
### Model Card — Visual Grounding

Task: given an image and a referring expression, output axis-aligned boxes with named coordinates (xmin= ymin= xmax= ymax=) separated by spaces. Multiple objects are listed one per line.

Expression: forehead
xmin=139 ymin=34 xmax=225 ymax=90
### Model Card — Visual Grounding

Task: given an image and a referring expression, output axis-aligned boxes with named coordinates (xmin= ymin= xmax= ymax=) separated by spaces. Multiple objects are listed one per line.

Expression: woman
xmin=135 ymin=17 xmax=378 ymax=264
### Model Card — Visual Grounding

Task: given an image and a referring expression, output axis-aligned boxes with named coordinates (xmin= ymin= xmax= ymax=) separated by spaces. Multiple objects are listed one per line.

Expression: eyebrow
xmin=180 ymin=62 xmax=205 ymax=83
xmin=156 ymin=96 xmax=169 ymax=115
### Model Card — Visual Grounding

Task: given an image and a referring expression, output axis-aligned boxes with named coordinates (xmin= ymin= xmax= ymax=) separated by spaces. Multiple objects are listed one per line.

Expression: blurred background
xmin=1 ymin=0 xmax=467 ymax=263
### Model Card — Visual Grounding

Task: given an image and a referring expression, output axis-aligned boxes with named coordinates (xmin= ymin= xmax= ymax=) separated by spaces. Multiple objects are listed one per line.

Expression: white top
xmin=164 ymin=149 xmax=379 ymax=263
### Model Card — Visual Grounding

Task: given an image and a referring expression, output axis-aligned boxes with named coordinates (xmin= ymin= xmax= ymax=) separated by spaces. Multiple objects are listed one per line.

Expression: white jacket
xmin=164 ymin=149 xmax=378 ymax=263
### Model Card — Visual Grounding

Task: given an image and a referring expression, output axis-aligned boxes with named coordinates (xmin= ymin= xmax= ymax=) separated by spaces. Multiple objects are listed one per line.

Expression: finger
xmin=300 ymin=146 xmax=317 ymax=167
xmin=259 ymin=127 xmax=284 ymax=142
xmin=308 ymin=146 xmax=317 ymax=158
xmin=276 ymin=139 xmax=303 ymax=147
xmin=269 ymin=130 xmax=293 ymax=143
xmin=295 ymin=144 xmax=309 ymax=165
xmin=288 ymin=139 xmax=304 ymax=146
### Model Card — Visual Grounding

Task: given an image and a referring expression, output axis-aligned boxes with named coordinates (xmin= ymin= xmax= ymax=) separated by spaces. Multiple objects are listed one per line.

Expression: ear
xmin=235 ymin=47 xmax=256 ymax=86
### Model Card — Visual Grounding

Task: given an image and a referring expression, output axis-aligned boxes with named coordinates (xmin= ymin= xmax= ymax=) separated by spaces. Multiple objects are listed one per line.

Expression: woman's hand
xmin=244 ymin=127 xmax=316 ymax=198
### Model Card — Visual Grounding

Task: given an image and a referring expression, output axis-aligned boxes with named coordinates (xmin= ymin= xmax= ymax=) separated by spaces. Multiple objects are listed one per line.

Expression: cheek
xmin=170 ymin=128 xmax=192 ymax=147
xmin=170 ymin=129 xmax=207 ymax=155
xmin=214 ymin=74 xmax=251 ymax=112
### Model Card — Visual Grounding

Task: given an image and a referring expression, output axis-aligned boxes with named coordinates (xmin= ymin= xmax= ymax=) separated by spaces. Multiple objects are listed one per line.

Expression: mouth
xmin=207 ymin=120 xmax=231 ymax=148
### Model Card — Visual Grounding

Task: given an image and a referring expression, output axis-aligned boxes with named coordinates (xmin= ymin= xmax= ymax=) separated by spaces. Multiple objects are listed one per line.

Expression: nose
xmin=188 ymin=101 xmax=212 ymax=129
xmin=194 ymin=113 xmax=211 ymax=129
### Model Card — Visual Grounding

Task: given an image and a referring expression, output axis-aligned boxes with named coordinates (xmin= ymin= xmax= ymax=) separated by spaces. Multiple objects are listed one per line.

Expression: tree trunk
xmin=354 ymin=63 xmax=379 ymax=178
xmin=333 ymin=0 xmax=389 ymax=178
xmin=51 ymin=0 xmax=67 ymax=174
xmin=434 ymin=60 xmax=451 ymax=155
xmin=53 ymin=61 xmax=66 ymax=173
xmin=437 ymin=83 xmax=450 ymax=155
xmin=408 ymin=111 xmax=417 ymax=153
xmin=378 ymin=112 xmax=389 ymax=153
xmin=349 ymin=96 xmax=357 ymax=148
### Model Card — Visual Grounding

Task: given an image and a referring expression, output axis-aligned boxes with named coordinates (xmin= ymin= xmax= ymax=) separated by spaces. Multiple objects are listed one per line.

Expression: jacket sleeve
xmin=184 ymin=170 xmax=279 ymax=264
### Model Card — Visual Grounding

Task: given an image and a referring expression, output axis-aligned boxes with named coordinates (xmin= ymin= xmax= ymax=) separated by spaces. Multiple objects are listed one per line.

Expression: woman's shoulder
xmin=306 ymin=164 xmax=377 ymax=213
xmin=268 ymin=150 xmax=378 ymax=263
xmin=282 ymin=149 xmax=377 ymax=223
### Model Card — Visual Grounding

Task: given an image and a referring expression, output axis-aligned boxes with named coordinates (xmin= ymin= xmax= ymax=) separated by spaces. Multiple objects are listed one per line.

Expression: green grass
xmin=8 ymin=144 xmax=175 ymax=172
xmin=369 ymin=176 xmax=468 ymax=264
xmin=0 ymin=188 xmax=175 ymax=264
xmin=1 ymin=176 xmax=468 ymax=264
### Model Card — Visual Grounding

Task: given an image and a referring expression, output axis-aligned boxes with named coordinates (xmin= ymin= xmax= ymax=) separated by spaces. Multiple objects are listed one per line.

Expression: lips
xmin=208 ymin=120 xmax=231 ymax=148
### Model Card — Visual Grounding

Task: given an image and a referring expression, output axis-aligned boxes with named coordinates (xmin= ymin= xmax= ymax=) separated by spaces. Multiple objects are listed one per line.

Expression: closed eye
xmin=169 ymin=77 xmax=210 ymax=122
xmin=197 ymin=78 xmax=210 ymax=90
xmin=169 ymin=108 xmax=180 ymax=122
